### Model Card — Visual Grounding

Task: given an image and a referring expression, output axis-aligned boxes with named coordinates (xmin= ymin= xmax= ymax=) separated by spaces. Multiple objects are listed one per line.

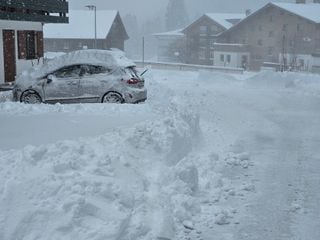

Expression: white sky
xmin=69 ymin=0 xmax=295 ymax=22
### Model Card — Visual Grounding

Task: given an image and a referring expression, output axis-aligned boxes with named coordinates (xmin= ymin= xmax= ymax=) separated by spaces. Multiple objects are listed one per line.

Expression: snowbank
xmin=245 ymin=71 xmax=320 ymax=93
xmin=2 ymin=69 xmax=320 ymax=240
xmin=0 ymin=101 xmax=201 ymax=240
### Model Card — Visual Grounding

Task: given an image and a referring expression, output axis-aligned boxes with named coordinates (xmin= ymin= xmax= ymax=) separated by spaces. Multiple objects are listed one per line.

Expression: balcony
xmin=0 ymin=0 xmax=68 ymax=23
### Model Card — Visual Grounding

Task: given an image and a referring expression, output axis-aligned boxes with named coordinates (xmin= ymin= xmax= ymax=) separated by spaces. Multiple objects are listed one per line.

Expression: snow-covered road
xmin=0 ymin=69 xmax=320 ymax=240
xmin=233 ymin=91 xmax=320 ymax=240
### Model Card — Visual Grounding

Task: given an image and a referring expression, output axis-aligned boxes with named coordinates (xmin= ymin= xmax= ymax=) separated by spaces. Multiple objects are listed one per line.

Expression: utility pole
xmin=142 ymin=36 xmax=145 ymax=66
xmin=86 ymin=5 xmax=97 ymax=49
xmin=281 ymin=35 xmax=287 ymax=72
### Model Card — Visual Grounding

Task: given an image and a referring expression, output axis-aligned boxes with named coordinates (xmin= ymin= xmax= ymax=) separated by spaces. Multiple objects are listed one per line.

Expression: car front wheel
xmin=21 ymin=90 xmax=42 ymax=104
xmin=102 ymin=92 xmax=124 ymax=104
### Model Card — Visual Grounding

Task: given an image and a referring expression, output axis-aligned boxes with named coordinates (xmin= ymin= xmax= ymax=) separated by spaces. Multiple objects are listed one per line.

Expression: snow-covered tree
xmin=165 ymin=0 xmax=189 ymax=31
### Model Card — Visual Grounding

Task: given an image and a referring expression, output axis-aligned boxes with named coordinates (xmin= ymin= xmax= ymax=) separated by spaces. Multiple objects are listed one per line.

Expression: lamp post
xmin=86 ymin=5 xmax=97 ymax=49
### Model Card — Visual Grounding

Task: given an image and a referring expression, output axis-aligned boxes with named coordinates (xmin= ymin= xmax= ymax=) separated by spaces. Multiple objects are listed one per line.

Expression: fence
xmin=135 ymin=61 xmax=244 ymax=74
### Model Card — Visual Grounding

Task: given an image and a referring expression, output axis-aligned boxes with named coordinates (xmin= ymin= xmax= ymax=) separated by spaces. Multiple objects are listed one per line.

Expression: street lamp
xmin=85 ymin=5 xmax=97 ymax=49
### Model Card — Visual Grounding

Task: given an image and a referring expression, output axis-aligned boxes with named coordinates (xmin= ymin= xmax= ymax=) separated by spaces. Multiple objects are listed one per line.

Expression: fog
xmin=70 ymin=0 xmax=294 ymax=22
xmin=69 ymin=0 xmax=296 ymax=59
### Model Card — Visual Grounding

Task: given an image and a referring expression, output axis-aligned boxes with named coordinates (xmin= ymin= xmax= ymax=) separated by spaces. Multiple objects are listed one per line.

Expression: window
xmin=25 ymin=31 xmax=36 ymax=59
xmin=258 ymin=39 xmax=263 ymax=46
xmin=297 ymin=24 xmax=301 ymax=31
xmin=53 ymin=65 xmax=82 ymax=78
xmin=18 ymin=30 xmax=43 ymax=60
xmin=269 ymin=15 xmax=273 ymax=22
xmin=282 ymin=24 xmax=288 ymax=31
xmin=210 ymin=51 xmax=214 ymax=60
xmin=209 ymin=39 xmax=215 ymax=49
xmin=299 ymin=59 xmax=305 ymax=67
xmin=199 ymin=38 xmax=207 ymax=47
xmin=226 ymin=54 xmax=231 ymax=63
xmin=124 ymin=67 xmax=140 ymax=79
xmin=200 ymin=26 xmax=207 ymax=35
xmin=211 ymin=25 xmax=219 ymax=34
xmin=220 ymin=54 xmax=224 ymax=62
xmin=241 ymin=55 xmax=248 ymax=68
xmin=268 ymin=47 xmax=274 ymax=56
xmin=82 ymin=65 xmax=109 ymax=75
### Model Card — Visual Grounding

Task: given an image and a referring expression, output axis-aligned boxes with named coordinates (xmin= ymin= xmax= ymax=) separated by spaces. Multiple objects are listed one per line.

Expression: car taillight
xmin=126 ymin=78 xmax=139 ymax=84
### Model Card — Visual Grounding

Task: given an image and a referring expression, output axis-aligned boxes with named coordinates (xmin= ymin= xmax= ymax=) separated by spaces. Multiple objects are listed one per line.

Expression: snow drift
xmin=0 ymin=101 xmax=201 ymax=240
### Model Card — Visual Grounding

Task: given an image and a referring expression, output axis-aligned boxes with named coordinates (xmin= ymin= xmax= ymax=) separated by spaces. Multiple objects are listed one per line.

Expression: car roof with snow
xmin=25 ymin=50 xmax=136 ymax=79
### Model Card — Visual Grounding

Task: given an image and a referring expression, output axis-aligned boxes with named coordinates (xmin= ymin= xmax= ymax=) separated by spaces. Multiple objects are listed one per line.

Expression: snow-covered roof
xmin=271 ymin=2 xmax=320 ymax=23
xmin=205 ymin=13 xmax=246 ymax=29
xmin=23 ymin=50 xmax=135 ymax=79
xmin=153 ymin=29 xmax=185 ymax=37
xmin=44 ymin=10 xmax=118 ymax=39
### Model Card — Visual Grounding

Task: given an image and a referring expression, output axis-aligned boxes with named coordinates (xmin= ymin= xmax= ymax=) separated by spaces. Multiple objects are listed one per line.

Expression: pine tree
xmin=165 ymin=0 xmax=189 ymax=31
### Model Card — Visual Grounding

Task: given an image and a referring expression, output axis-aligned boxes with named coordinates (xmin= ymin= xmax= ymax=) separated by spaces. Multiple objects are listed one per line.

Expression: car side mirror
xmin=47 ymin=74 xmax=55 ymax=84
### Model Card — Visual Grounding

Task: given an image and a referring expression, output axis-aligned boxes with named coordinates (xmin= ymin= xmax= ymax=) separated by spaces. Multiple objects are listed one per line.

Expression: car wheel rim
xmin=23 ymin=93 xmax=41 ymax=104
xmin=103 ymin=93 xmax=123 ymax=103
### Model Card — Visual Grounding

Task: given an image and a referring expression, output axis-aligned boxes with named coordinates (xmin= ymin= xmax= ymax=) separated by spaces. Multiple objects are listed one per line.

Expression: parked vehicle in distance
xmin=13 ymin=50 xmax=147 ymax=104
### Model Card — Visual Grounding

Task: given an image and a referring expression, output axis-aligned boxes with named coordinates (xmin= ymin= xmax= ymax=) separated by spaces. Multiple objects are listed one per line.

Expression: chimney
xmin=296 ymin=0 xmax=306 ymax=3
xmin=245 ymin=9 xmax=251 ymax=16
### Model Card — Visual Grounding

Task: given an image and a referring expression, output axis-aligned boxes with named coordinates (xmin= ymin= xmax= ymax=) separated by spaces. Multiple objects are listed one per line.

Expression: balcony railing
xmin=0 ymin=0 xmax=68 ymax=23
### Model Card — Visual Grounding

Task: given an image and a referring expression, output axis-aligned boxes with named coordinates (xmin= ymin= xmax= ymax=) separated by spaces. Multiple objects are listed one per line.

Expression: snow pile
xmin=198 ymin=70 xmax=241 ymax=86
xmin=245 ymin=71 xmax=320 ymax=93
xmin=0 ymin=101 xmax=201 ymax=240
xmin=0 ymin=91 xmax=12 ymax=102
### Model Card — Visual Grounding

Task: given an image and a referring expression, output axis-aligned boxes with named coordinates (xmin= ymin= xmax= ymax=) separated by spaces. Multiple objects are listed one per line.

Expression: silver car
xmin=13 ymin=50 xmax=147 ymax=104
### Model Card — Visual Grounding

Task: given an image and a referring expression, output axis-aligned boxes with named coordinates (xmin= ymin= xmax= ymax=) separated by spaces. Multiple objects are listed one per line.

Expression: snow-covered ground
xmin=1 ymin=69 xmax=320 ymax=240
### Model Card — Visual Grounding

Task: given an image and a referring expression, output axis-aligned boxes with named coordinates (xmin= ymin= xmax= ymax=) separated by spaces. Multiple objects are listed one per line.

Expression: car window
xmin=81 ymin=65 xmax=110 ymax=76
xmin=124 ymin=67 xmax=140 ymax=79
xmin=53 ymin=65 xmax=82 ymax=78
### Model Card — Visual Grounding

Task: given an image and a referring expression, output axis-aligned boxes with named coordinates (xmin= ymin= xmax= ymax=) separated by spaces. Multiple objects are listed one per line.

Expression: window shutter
xmin=36 ymin=31 xmax=44 ymax=58
xmin=17 ymin=31 xmax=26 ymax=59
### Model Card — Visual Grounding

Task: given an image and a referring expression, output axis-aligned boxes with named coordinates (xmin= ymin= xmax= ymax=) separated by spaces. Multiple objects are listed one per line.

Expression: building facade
xmin=213 ymin=43 xmax=250 ymax=69
xmin=217 ymin=2 xmax=320 ymax=71
xmin=153 ymin=13 xmax=244 ymax=65
xmin=44 ymin=10 xmax=129 ymax=53
xmin=0 ymin=0 xmax=68 ymax=83
xmin=182 ymin=13 xmax=245 ymax=65
xmin=153 ymin=29 xmax=185 ymax=63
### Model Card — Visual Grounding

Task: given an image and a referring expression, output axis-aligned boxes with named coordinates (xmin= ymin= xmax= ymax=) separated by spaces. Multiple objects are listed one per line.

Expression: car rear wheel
xmin=21 ymin=90 xmax=42 ymax=104
xmin=102 ymin=92 xmax=124 ymax=104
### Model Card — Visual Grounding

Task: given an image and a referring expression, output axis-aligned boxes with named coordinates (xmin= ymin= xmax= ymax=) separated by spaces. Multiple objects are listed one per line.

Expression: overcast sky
xmin=69 ymin=0 xmax=294 ymax=22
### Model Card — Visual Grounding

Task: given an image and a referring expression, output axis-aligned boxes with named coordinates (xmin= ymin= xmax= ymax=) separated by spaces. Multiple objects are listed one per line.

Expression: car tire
xmin=102 ymin=92 xmax=124 ymax=104
xmin=20 ymin=90 xmax=42 ymax=104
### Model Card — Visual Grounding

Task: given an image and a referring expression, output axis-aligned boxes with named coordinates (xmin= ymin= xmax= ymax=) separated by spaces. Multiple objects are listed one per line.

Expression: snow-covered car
xmin=13 ymin=50 xmax=147 ymax=104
